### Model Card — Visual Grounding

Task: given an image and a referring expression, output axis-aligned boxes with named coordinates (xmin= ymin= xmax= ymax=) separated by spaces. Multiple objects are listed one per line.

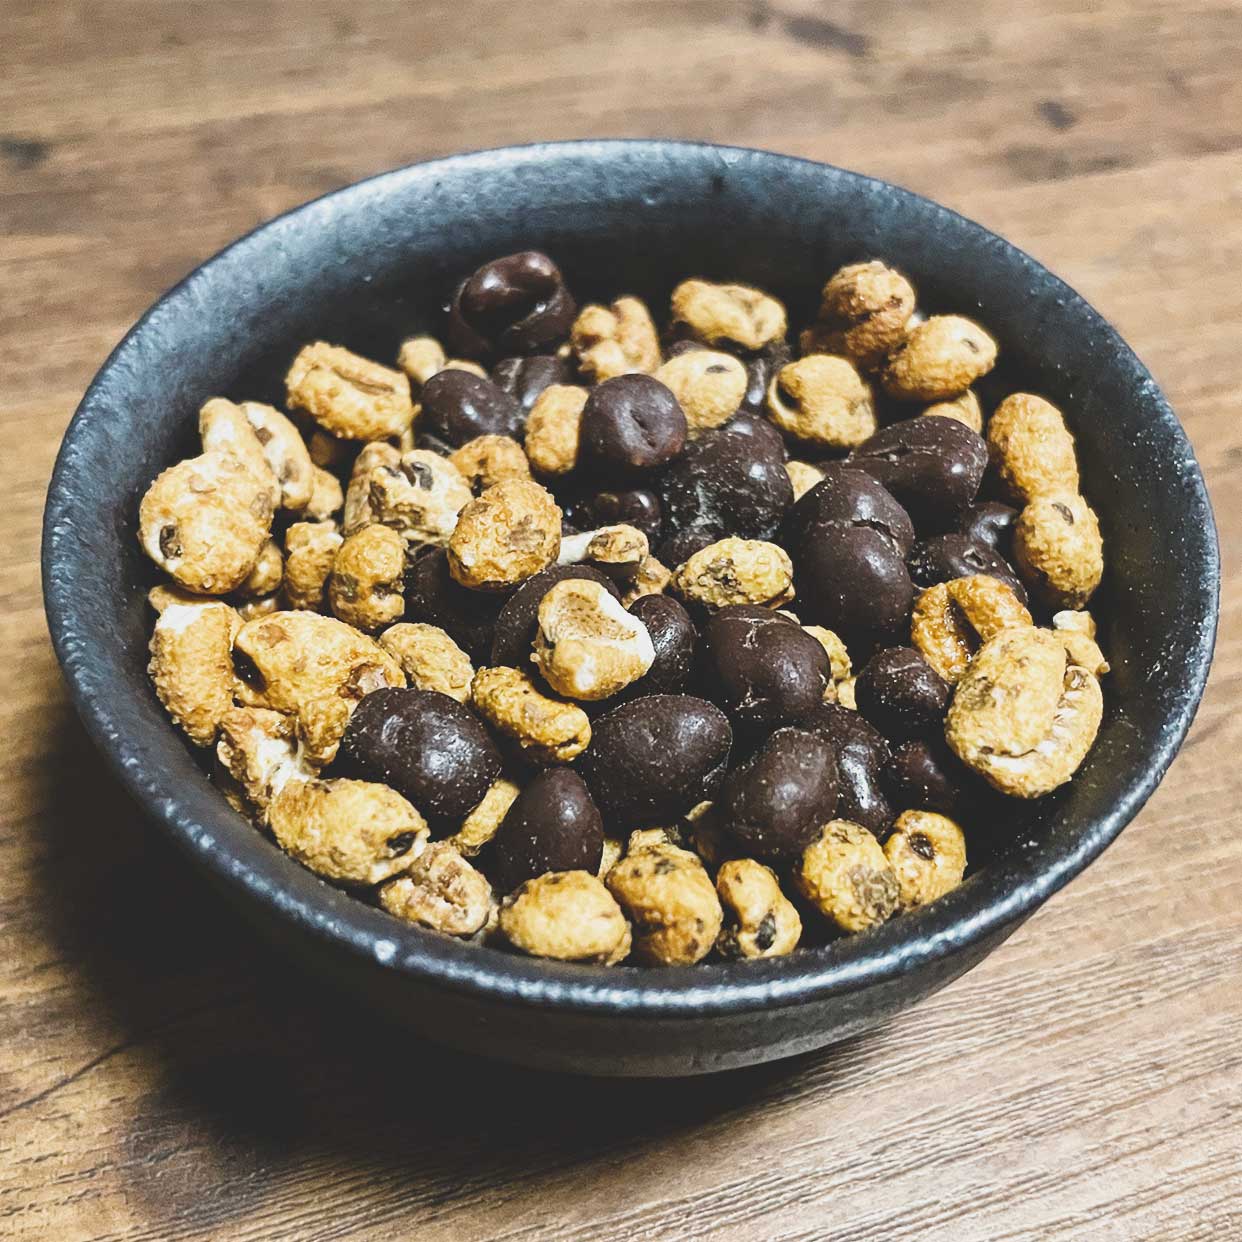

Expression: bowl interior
xmin=43 ymin=141 xmax=1217 ymax=1014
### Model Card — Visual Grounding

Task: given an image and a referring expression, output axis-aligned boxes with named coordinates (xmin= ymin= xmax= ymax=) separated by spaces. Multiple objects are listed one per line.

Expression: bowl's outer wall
xmin=43 ymin=142 xmax=1218 ymax=1075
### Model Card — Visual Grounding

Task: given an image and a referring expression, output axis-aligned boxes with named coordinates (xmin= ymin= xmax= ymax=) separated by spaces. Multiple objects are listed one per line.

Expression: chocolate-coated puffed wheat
xmin=580 ymin=374 xmax=688 ymax=476
xmin=720 ymin=727 xmax=839 ymax=858
xmin=139 ymin=247 xmax=1110 ymax=969
xmin=579 ymin=695 xmax=732 ymax=825
xmin=447 ymin=251 xmax=576 ymax=358
xmin=490 ymin=766 xmax=605 ymax=892
xmin=420 ymin=368 xmax=524 ymax=447
xmin=701 ymin=607 xmax=830 ymax=732
xmin=339 ymin=687 xmax=501 ymax=820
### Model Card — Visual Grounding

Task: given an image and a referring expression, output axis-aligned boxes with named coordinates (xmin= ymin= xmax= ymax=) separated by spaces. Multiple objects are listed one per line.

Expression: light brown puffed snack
xmin=139 ymin=450 xmax=276 ymax=594
xmin=1052 ymin=610 xmax=1110 ymax=676
xmin=233 ymin=611 xmax=405 ymax=764
xmin=882 ymin=315 xmax=998 ymax=401
xmin=571 ymin=296 xmax=661 ymax=380
xmin=198 ymin=398 xmax=280 ymax=508
xmin=800 ymin=261 xmax=916 ymax=371
xmin=285 ymin=341 xmax=415 ymax=441
xmin=715 ymin=859 xmax=802 ymax=959
xmin=396 ymin=335 xmax=448 ymax=388
xmin=785 ymin=460 xmax=825 ymax=501
xmin=670 ymin=279 xmax=787 ymax=351
xmin=626 ymin=826 xmax=687 ymax=854
xmin=368 ymin=450 xmax=473 ymax=549
xmin=803 ymin=624 xmax=852 ymax=684
xmin=796 ymin=820 xmax=900 ymax=933
xmin=654 ymin=350 xmax=748 ymax=429
xmin=214 ymin=706 xmax=315 ymax=818
xmin=235 ymin=538 xmax=283 ymax=599
xmin=524 ymin=384 xmax=588 ymax=476
xmin=836 ymin=675 xmax=858 ymax=710
xmin=499 ymin=871 xmax=631 ymax=964
xmin=911 ymin=574 xmax=1033 ymax=683
xmin=268 ymin=777 xmax=428 ymax=885
xmin=946 ymin=626 xmax=1103 ymax=798
xmin=1012 ymin=493 xmax=1104 ymax=609
xmin=379 ymin=622 xmax=475 ymax=702
xmin=378 ymin=841 xmax=494 ymax=937
xmin=883 ymin=810 xmax=968 ymax=909
xmin=449 ymin=777 xmax=521 ymax=857
xmin=343 ymin=441 xmax=402 ymax=535
xmin=447 ymin=479 xmax=561 ymax=590
xmin=987 ymin=393 xmax=1079 ymax=503
xmin=242 ymin=400 xmax=315 ymax=511
xmin=923 ymin=390 xmax=983 ymax=433
xmin=671 ymin=537 xmax=794 ymax=609
xmin=283 ymin=520 xmax=344 ymax=611
xmin=621 ymin=555 xmax=672 ymax=606
xmin=304 ymin=465 xmax=345 ymax=522
xmin=533 ymin=578 xmax=655 ymax=701
xmin=147 ymin=591 xmax=242 ymax=746
xmin=598 ymin=837 xmax=624 ymax=878
xmin=557 ymin=524 xmax=649 ymax=582
xmin=767 ymin=355 xmax=876 ymax=449
xmin=471 ymin=666 xmax=591 ymax=763
xmin=606 ymin=843 xmax=723 ymax=966
xmin=449 ymin=435 xmax=532 ymax=494
xmin=328 ymin=523 xmax=407 ymax=631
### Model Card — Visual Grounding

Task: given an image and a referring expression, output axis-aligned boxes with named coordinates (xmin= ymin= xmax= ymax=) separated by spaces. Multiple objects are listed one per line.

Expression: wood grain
xmin=2 ymin=2 xmax=1240 ymax=1238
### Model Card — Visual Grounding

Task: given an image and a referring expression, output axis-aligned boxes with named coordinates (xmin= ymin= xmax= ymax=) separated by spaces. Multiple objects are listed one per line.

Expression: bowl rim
xmin=42 ymin=138 xmax=1220 ymax=1019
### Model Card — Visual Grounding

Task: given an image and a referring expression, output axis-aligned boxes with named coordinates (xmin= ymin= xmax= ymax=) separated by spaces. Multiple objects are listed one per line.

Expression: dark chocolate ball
xmin=658 ymin=426 xmax=793 ymax=549
xmin=791 ymin=524 xmax=915 ymax=647
xmin=719 ymin=410 xmax=788 ymax=462
xmin=783 ymin=464 xmax=915 ymax=557
xmin=419 ymin=369 xmax=523 ymax=447
xmin=339 ymin=688 xmax=501 ymax=821
xmin=446 ymin=250 xmax=576 ymax=358
xmin=404 ymin=548 xmax=506 ymax=663
xmin=907 ymin=533 xmax=1027 ymax=604
xmin=702 ymin=606 xmax=830 ymax=731
xmin=491 ymin=354 xmax=574 ymax=411
xmin=955 ymin=500 xmax=1019 ymax=557
xmin=489 ymin=767 xmax=604 ymax=892
xmin=721 ymin=727 xmax=839 ymax=858
xmin=850 ymin=415 xmax=988 ymax=527
xmin=585 ymin=488 xmax=663 ymax=542
xmin=626 ymin=594 xmax=697 ymax=694
xmin=854 ymin=647 xmax=951 ymax=741
xmin=884 ymin=738 xmax=965 ymax=815
xmin=581 ymin=374 xmax=688 ymax=476
xmin=658 ymin=525 xmax=718 ymax=570
xmin=800 ymin=702 xmax=894 ymax=839
xmin=577 ymin=694 xmax=732 ymax=825
xmin=490 ymin=564 xmax=620 ymax=667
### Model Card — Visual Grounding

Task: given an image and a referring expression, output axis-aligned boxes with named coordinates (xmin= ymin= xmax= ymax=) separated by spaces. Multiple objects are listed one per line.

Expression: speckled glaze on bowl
xmin=42 ymin=142 xmax=1218 ymax=1076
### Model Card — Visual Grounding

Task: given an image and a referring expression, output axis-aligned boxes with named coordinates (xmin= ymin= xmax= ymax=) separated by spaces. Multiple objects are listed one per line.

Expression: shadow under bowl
xmin=42 ymin=141 xmax=1218 ymax=1076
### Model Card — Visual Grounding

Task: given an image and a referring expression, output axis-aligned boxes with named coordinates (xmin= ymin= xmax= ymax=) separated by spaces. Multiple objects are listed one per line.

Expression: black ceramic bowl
xmin=43 ymin=142 xmax=1217 ymax=1076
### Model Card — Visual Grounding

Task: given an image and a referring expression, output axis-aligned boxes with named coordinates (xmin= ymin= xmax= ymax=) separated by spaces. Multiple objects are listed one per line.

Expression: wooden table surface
xmin=3 ymin=2 xmax=1240 ymax=1238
